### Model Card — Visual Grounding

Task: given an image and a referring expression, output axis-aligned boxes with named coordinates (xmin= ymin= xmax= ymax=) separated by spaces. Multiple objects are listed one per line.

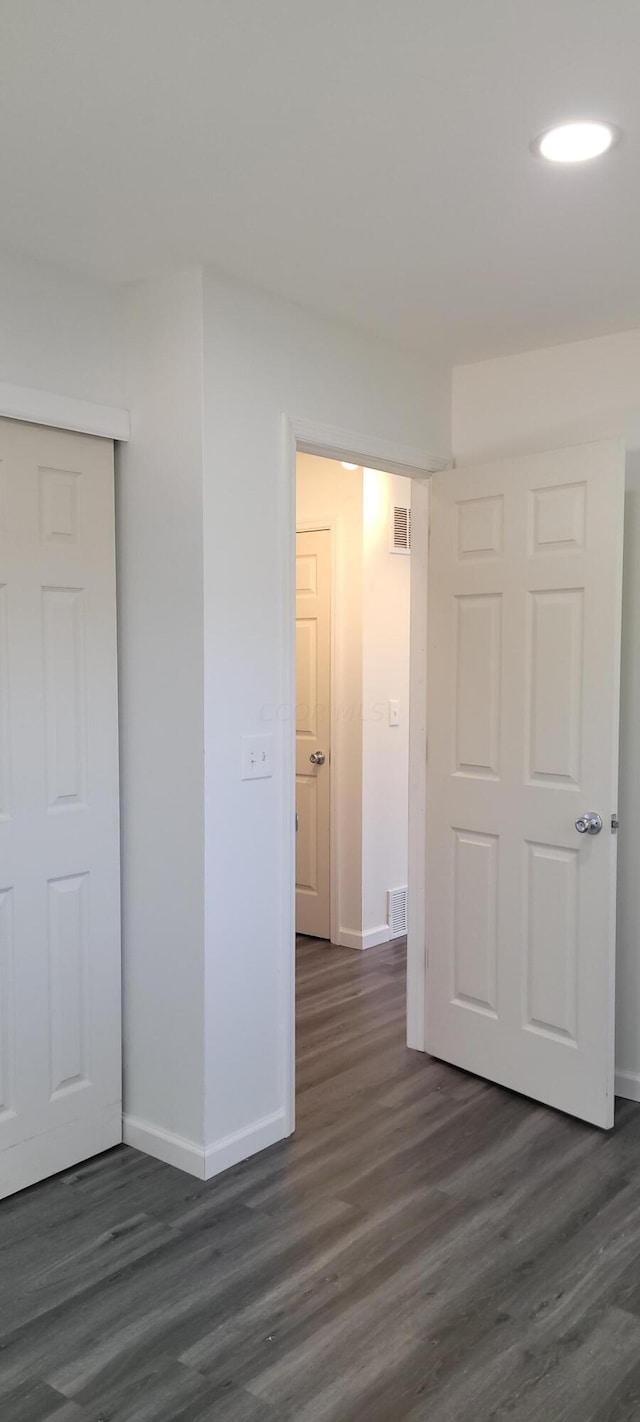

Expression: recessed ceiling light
xmin=341 ymin=462 xmax=358 ymax=469
xmin=532 ymin=120 xmax=620 ymax=163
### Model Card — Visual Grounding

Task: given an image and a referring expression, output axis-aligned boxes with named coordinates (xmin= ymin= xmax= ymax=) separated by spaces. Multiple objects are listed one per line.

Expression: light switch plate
xmin=389 ymin=699 xmax=400 ymax=727
xmin=241 ymin=733 xmax=273 ymax=780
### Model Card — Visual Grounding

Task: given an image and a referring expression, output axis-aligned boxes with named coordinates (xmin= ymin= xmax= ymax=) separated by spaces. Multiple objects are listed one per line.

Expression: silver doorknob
xmin=309 ymin=750 xmax=326 ymax=766
xmin=575 ymin=812 xmax=603 ymax=835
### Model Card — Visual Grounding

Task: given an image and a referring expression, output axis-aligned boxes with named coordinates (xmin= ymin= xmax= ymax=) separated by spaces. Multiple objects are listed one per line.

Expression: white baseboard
xmin=203 ymin=1108 xmax=287 ymax=1180
xmin=123 ymin=1107 xmax=288 ymax=1182
xmin=336 ymin=924 xmax=391 ymax=950
xmin=615 ymin=1069 xmax=640 ymax=1102
xmin=122 ymin=1114 xmax=207 ymax=1179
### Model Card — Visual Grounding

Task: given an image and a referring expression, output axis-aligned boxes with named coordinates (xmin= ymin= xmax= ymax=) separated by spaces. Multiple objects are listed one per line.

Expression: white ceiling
xmin=1 ymin=0 xmax=639 ymax=363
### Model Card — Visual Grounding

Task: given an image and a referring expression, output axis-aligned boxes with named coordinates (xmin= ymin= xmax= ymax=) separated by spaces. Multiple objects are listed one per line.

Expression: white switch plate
xmin=389 ymin=699 xmax=400 ymax=727
xmin=241 ymin=733 xmax=273 ymax=780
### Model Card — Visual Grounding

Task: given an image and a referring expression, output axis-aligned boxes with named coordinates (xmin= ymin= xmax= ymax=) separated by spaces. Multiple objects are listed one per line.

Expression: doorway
xmin=295 ymin=454 xmax=413 ymax=953
xmin=283 ymin=420 xmax=625 ymax=1136
xmin=281 ymin=418 xmax=436 ymax=1136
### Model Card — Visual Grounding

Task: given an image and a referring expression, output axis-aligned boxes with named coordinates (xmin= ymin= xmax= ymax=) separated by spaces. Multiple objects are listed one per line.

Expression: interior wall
xmin=452 ymin=328 xmax=640 ymax=1099
xmin=0 ymin=247 xmax=123 ymax=406
xmin=362 ymin=469 xmax=412 ymax=942
xmin=118 ymin=268 xmax=206 ymax=1154
xmin=0 ymin=247 xmax=447 ymax=1176
xmin=295 ymin=454 xmax=364 ymax=941
xmin=201 ymin=267 xmax=450 ymax=1157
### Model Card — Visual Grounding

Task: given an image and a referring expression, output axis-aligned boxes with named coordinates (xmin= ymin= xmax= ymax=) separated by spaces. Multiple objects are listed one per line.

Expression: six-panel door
xmin=426 ymin=442 xmax=624 ymax=1127
xmin=295 ymin=529 xmax=331 ymax=938
xmin=0 ymin=418 xmax=121 ymax=1197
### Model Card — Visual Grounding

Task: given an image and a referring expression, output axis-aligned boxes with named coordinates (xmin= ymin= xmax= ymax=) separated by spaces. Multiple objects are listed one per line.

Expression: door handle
xmin=309 ymin=751 xmax=326 ymax=766
xmin=575 ymin=812 xmax=603 ymax=835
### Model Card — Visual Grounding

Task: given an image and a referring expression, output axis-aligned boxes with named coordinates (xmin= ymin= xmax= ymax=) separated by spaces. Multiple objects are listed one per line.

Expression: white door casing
xmin=426 ymin=442 xmax=624 ymax=1128
xmin=0 ymin=417 xmax=121 ymax=1198
xmin=296 ymin=529 xmax=331 ymax=938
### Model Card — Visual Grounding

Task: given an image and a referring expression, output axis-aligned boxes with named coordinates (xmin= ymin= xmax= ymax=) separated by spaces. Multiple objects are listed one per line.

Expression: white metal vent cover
xmin=388 ymin=886 xmax=408 ymax=939
xmin=390 ymin=505 xmax=411 ymax=554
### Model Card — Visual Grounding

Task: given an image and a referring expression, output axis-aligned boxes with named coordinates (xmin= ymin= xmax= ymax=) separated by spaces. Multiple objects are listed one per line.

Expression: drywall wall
xmin=0 ymin=246 xmax=446 ymax=1176
xmin=115 ymin=263 xmax=446 ymax=1176
xmin=452 ymin=328 xmax=640 ymax=1099
xmin=0 ymin=247 xmax=123 ymax=406
xmin=362 ymin=469 xmax=412 ymax=942
xmin=201 ymin=268 xmax=450 ymax=1155
xmin=295 ymin=454 xmax=364 ymax=941
xmin=618 ymin=456 xmax=640 ymax=1095
xmin=453 ymin=330 xmax=640 ymax=467
xmin=118 ymin=268 xmax=205 ymax=1153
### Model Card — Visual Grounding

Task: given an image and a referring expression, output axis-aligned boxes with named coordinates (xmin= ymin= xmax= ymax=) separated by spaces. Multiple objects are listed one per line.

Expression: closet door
xmin=0 ymin=417 xmax=121 ymax=1197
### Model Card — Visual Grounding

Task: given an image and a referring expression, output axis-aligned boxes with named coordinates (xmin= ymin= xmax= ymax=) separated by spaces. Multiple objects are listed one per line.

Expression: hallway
xmin=3 ymin=938 xmax=640 ymax=1419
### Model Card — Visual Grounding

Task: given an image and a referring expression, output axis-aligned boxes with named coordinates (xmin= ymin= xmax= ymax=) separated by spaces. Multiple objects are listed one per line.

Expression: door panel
xmin=296 ymin=529 xmax=331 ymax=938
xmin=426 ymin=442 xmax=624 ymax=1127
xmin=0 ymin=417 xmax=121 ymax=1197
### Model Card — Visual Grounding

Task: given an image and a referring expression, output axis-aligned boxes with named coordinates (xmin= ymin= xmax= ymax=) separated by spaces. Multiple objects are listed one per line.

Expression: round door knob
xmin=309 ymin=750 xmax=326 ymax=766
xmin=575 ymin=812 xmax=603 ymax=835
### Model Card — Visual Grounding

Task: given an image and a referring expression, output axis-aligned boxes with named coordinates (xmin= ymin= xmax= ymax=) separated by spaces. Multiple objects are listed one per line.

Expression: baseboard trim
xmin=615 ymin=1069 xmax=640 ymax=1102
xmin=122 ymin=1115 xmax=207 ymax=1180
xmin=123 ymin=1107 xmax=289 ymax=1182
xmin=204 ymin=1108 xmax=287 ymax=1180
xmin=336 ymin=925 xmax=391 ymax=950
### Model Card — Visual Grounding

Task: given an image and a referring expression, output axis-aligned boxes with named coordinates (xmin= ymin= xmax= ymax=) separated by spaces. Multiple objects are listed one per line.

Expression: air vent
xmin=387 ymin=886 xmax=408 ymax=939
xmin=391 ymin=505 xmax=411 ymax=554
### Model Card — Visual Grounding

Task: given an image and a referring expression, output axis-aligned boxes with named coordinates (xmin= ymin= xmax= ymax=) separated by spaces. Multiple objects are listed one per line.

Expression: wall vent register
xmin=391 ymin=505 xmax=411 ymax=554
xmin=388 ymin=886 xmax=408 ymax=938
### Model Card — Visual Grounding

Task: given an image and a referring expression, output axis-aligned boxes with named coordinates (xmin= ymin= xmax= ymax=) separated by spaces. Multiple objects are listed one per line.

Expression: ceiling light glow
xmin=532 ymin=120 xmax=619 ymax=163
xmin=341 ymin=462 xmax=358 ymax=469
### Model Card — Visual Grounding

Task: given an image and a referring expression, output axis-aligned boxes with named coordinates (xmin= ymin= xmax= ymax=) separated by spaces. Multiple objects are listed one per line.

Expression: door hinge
xmin=611 ymin=813 xmax=619 ymax=834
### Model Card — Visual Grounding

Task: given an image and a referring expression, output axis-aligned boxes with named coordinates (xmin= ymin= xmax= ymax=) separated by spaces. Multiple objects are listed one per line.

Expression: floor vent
xmin=391 ymin=505 xmax=411 ymax=553
xmin=388 ymin=886 xmax=408 ymax=939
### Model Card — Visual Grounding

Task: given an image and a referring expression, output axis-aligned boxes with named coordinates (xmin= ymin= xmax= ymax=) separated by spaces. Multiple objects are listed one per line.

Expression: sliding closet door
xmin=0 ymin=417 xmax=121 ymax=1197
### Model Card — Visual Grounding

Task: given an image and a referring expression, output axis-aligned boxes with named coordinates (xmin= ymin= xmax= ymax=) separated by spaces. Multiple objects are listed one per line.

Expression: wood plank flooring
xmin=3 ymin=936 xmax=640 ymax=1420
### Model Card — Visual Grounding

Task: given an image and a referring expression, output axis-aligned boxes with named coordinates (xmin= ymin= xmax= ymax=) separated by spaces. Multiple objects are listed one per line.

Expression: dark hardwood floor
xmin=3 ymin=937 xmax=640 ymax=1420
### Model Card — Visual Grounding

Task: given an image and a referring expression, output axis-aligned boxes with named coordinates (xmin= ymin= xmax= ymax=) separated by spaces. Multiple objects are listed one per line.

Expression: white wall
xmin=201 ymin=269 xmax=450 ymax=1158
xmin=452 ymin=328 xmax=640 ymax=1099
xmin=296 ymin=454 xmax=364 ymax=940
xmin=0 ymin=246 xmax=445 ymax=1174
xmin=0 ymin=247 xmax=123 ymax=406
xmin=362 ymin=470 xmax=412 ymax=940
xmin=0 ymin=246 xmax=212 ymax=1160
xmin=453 ymin=329 xmax=640 ymax=467
xmin=618 ymin=458 xmax=640 ymax=1094
xmin=118 ymin=268 xmax=206 ymax=1152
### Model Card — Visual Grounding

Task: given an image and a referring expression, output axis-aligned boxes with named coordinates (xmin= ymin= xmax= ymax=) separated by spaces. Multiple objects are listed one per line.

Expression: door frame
xmin=281 ymin=415 xmax=449 ymax=1133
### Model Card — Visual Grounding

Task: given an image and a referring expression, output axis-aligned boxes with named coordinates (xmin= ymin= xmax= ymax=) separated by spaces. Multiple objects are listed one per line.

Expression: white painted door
xmin=0 ymin=418 xmax=121 ymax=1198
xmin=296 ymin=529 xmax=331 ymax=938
xmin=426 ymin=442 xmax=624 ymax=1127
